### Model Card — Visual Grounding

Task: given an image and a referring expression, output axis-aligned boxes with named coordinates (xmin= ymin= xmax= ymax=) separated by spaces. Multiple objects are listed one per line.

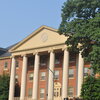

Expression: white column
xmin=77 ymin=51 xmax=84 ymax=97
xmin=62 ymin=48 xmax=69 ymax=99
xmin=32 ymin=53 xmax=40 ymax=100
xmin=9 ymin=56 xmax=16 ymax=100
xmin=20 ymin=55 xmax=27 ymax=100
xmin=48 ymin=51 xmax=55 ymax=100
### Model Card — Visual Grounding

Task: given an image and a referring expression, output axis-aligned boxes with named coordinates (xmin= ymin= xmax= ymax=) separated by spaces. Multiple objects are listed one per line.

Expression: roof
xmin=0 ymin=48 xmax=7 ymax=56
xmin=0 ymin=51 xmax=11 ymax=58
xmin=0 ymin=43 xmax=18 ymax=58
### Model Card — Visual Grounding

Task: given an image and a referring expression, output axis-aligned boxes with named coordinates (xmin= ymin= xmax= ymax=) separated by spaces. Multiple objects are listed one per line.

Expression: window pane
xmin=68 ymin=87 xmax=74 ymax=96
xmin=16 ymin=61 xmax=19 ymax=68
xmin=28 ymin=88 xmax=32 ymax=97
xmin=54 ymin=70 xmax=59 ymax=80
xmin=28 ymin=57 xmax=34 ymax=67
xmin=4 ymin=62 xmax=8 ymax=69
xmin=40 ymin=72 xmax=46 ymax=80
xmin=29 ymin=72 xmax=33 ymax=81
xmin=15 ymin=74 xmax=18 ymax=83
xmin=55 ymin=56 xmax=60 ymax=64
xmin=84 ymin=67 xmax=89 ymax=76
xmin=40 ymin=88 xmax=45 ymax=99
xmin=69 ymin=69 xmax=74 ymax=78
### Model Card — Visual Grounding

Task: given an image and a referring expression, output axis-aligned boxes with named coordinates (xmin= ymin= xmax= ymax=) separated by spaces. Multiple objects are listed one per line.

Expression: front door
xmin=54 ymin=82 xmax=61 ymax=100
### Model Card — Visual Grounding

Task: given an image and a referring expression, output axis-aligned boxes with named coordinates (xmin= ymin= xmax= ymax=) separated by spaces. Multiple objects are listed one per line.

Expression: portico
xmin=8 ymin=26 xmax=84 ymax=100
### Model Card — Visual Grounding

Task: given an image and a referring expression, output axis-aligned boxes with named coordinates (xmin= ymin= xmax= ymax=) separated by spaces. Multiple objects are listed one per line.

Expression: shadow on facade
xmin=14 ymin=81 xmax=20 ymax=97
xmin=64 ymin=98 xmax=83 ymax=100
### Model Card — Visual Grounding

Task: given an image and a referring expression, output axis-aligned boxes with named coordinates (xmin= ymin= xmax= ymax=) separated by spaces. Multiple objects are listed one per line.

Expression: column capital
xmin=10 ymin=55 xmax=15 ymax=59
xmin=62 ymin=45 xmax=70 ymax=51
xmin=62 ymin=47 xmax=68 ymax=51
xmin=33 ymin=51 xmax=39 ymax=55
xmin=48 ymin=48 xmax=54 ymax=53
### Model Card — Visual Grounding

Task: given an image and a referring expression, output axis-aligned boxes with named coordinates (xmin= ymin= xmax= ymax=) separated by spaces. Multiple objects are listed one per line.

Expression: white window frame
xmin=29 ymin=72 xmax=34 ymax=81
xmin=40 ymin=88 xmax=45 ymax=99
xmin=54 ymin=70 xmax=59 ymax=80
xmin=68 ymin=87 xmax=74 ymax=97
xmin=40 ymin=72 xmax=46 ymax=80
xmin=84 ymin=67 xmax=89 ymax=77
xmin=16 ymin=61 xmax=19 ymax=69
xmin=40 ymin=58 xmax=47 ymax=66
xmin=55 ymin=56 xmax=60 ymax=64
xmin=15 ymin=74 xmax=18 ymax=83
xmin=4 ymin=62 xmax=8 ymax=70
xmin=28 ymin=88 xmax=32 ymax=97
xmin=69 ymin=69 xmax=74 ymax=79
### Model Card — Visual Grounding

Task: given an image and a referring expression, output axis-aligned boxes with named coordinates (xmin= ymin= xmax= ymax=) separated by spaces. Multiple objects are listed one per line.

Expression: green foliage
xmin=59 ymin=0 xmax=100 ymax=99
xmin=81 ymin=76 xmax=100 ymax=100
xmin=0 ymin=74 xmax=10 ymax=100
xmin=59 ymin=0 xmax=100 ymax=74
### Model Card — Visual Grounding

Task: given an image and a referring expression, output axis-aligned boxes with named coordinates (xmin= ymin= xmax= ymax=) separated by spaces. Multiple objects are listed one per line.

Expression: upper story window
xmin=69 ymin=69 xmax=74 ymax=78
xmin=28 ymin=57 xmax=34 ymax=67
xmin=40 ymin=88 xmax=45 ymax=99
xmin=55 ymin=55 xmax=60 ymax=64
xmin=68 ymin=87 xmax=74 ymax=97
xmin=40 ymin=55 xmax=47 ymax=66
xmin=40 ymin=72 xmax=46 ymax=80
xmin=16 ymin=61 xmax=19 ymax=68
xmin=4 ymin=62 xmax=8 ymax=69
xmin=54 ymin=70 xmax=59 ymax=80
xmin=29 ymin=72 xmax=34 ymax=81
xmin=69 ymin=54 xmax=76 ymax=62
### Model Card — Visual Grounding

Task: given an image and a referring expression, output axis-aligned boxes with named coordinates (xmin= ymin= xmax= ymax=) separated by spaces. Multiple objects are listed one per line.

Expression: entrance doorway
xmin=54 ymin=82 xmax=62 ymax=100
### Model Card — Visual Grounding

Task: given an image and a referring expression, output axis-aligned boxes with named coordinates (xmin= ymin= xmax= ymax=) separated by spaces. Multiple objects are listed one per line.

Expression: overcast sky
xmin=0 ymin=0 xmax=66 ymax=48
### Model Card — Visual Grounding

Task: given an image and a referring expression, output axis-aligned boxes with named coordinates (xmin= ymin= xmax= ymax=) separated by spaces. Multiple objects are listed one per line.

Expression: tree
xmin=81 ymin=75 xmax=100 ymax=100
xmin=59 ymin=0 xmax=100 ymax=99
xmin=59 ymin=0 xmax=100 ymax=74
xmin=0 ymin=74 xmax=10 ymax=100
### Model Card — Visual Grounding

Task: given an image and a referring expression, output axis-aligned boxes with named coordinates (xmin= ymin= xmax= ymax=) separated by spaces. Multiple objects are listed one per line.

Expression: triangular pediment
xmin=10 ymin=26 xmax=67 ymax=53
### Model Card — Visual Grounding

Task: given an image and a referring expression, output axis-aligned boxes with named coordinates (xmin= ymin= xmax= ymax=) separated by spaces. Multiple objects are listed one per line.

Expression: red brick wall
xmin=0 ymin=54 xmax=90 ymax=100
xmin=0 ymin=58 xmax=11 ymax=75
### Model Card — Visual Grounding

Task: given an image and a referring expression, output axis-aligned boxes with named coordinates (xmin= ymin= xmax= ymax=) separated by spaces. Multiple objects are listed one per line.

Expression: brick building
xmin=0 ymin=26 xmax=90 ymax=100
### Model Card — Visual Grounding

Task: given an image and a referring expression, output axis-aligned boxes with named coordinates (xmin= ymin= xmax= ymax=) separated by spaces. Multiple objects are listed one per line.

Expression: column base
xmin=48 ymin=99 xmax=53 ymax=100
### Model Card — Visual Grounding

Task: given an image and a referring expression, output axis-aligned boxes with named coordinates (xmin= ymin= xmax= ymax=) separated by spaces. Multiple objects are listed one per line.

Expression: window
xmin=15 ymin=74 xmax=18 ymax=83
xmin=40 ymin=56 xmax=47 ymax=66
xmin=68 ymin=87 xmax=74 ymax=97
xmin=84 ymin=67 xmax=89 ymax=76
xmin=69 ymin=69 xmax=74 ymax=78
xmin=29 ymin=72 xmax=33 ymax=81
xmin=40 ymin=88 xmax=45 ymax=99
xmin=70 ymin=56 xmax=76 ymax=62
xmin=16 ymin=61 xmax=19 ymax=68
xmin=28 ymin=88 xmax=32 ymax=97
xmin=40 ymin=72 xmax=46 ymax=80
xmin=55 ymin=56 xmax=60 ymax=64
xmin=28 ymin=57 xmax=34 ymax=67
xmin=54 ymin=70 xmax=59 ymax=80
xmin=4 ymin=62 xmax=8 ymax=69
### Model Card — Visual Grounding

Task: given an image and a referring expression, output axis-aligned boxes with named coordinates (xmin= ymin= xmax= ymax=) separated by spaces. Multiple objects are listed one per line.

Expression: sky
xmin=0 ymin=0 xmax=66 ymax=48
